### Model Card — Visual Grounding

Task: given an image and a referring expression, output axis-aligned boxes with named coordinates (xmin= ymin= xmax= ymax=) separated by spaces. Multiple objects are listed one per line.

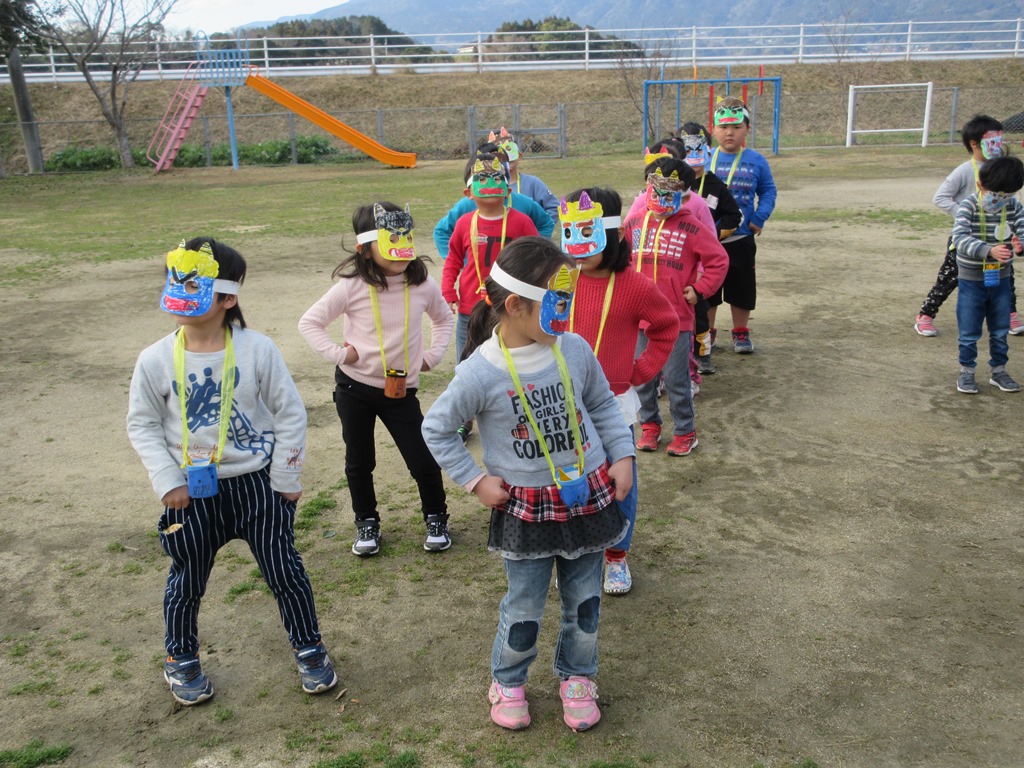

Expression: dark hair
xmin=651 ymin=136 xmax=684 ymax=158
xmin=643 ymin=156 xmax=695 ymax=189
xmin=679 ymin=121 xmax=711 ymax=142
xmin=183 ymin=236 xmax=247 ymax=329
xmin=565 ymin=187 xmax=630 ymax=273
xmin=332 ymin=202 xmax=430 ymax=290
xmin=474 ymin=140 xmax=510 ymax=163
xmin=463 ymin=151 xmax=504 ymax=184
xmin=961 ymin=114 xmax=1003 ymax=154
xmin=463 ymin=237 xmax=575 ymax=358
xmin=978 ymin=156 xmax=1024 ymax=194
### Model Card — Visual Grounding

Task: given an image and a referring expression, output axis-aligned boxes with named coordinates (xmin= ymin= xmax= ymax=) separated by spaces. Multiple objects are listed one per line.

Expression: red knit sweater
xmin=622 ymin=206 xmax=728 ymax=332
xmin=569 ymin=269 xmax=679 ymax=395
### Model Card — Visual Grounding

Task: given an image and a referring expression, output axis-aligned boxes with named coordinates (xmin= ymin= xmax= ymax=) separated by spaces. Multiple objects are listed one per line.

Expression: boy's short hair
xmin=978 ymin=156 xmax=1024 ymax=194
xmin=961 ymin=114 xmax=1003 ymax=153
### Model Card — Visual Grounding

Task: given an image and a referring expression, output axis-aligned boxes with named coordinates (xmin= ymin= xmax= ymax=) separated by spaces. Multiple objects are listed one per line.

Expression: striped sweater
xmin=951 ymin=194 xmax=1024 ymax=281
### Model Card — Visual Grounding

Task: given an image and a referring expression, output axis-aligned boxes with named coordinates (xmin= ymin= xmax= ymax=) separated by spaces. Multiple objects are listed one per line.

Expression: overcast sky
xmin=166 ymin=0 xmax=339 ymax=34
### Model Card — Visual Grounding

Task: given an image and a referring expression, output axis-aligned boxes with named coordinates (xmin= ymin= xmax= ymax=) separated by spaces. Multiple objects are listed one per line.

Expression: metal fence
xmin=2 ymin=19 xmax=1022 ymax=84
xmin=2 ymin=83 xmax=1022 ymax=175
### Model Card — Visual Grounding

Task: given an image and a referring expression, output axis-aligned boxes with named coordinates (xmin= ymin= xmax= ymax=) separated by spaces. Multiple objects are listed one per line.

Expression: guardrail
xmin=2 ymin=18 xmax=1022 ymax=83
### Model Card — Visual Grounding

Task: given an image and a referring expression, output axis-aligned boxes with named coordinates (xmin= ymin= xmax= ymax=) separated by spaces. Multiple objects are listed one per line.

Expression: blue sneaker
xmin=294 ymin=642 xmax=338 ymax=694
xmin=164 ymin=654 xmax=214 ymax=706
xmin=732 ymin=327 xmax=754 ymax=354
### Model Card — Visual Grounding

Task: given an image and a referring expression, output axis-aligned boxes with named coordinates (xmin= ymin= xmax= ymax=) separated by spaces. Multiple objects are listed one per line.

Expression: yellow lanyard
xmin=978 ymin=203 xmax=1008 ymax=246
xmin=570 ymin=272 xmax=615 ymax=357
xmin=469 ymin=209 xmax=508 ymax=294
xmin=174 ymin=326 xmax=235 ymax=468
xmin=697 ymin=172 xmax=706 ymax=197
xmin=711 ymin=147 xmax=744 ymax=187
xmin=635 ymin=211 xmax=667 ymax=282
xmin=498 ymin=332 xmax=585 ymax=485
xmin=368 ymin=279 xmax=410 ymax=374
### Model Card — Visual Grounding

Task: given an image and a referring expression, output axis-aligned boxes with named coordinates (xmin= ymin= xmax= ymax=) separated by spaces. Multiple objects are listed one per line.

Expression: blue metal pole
xmin=225 ymin=85 xmax=239 ymax=170
xmin=725 ymin=64 xmax=731 ymax=94
xmin=642 ymin=81 xmax=650 ymax=150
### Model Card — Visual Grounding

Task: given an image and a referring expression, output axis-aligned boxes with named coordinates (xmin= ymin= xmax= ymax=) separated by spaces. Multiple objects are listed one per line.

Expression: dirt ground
xmin=1 ymin=167 xmax=1022 ymax=767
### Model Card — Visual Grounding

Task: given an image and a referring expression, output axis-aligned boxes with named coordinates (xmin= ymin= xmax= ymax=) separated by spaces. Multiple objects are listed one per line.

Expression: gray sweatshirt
xmin=127 ymin=327 xmax=307 ymax=500
xmin=933 ymin=159 xmax=977 ymax=216
xmin=421 ymin=332 xmax=634 ymax=490
xmin=951 ymin=195 xmax=1024 ymax=281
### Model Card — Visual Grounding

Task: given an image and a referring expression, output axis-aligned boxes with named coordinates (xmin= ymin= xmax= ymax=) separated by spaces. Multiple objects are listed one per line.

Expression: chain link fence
xmin=1 ymin=85 xmax=1022 ymax=175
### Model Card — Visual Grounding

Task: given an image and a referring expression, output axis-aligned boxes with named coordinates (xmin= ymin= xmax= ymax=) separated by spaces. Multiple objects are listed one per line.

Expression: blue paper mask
xmin=161 ymin=241 xmax=240 ymax=317
xmin=162 ymin=242 xmax=219 ymax=317
xmin=559 ymin=192 xmax=607 ymax=259
xmin=489 ymin=262 xmax=580 ymax=337
xmin=681 ymin=133 xmax=711 ymax=169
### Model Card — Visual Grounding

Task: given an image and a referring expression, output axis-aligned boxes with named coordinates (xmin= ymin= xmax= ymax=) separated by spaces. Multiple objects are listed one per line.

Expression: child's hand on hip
xmin=683 ymin=286 xmax=699 ymax=305
xmin=161 ymin=485 xmax=191 ymax=510
xmin=607 ymin=458 xmax=634 ymax=502
xmin=474 ymin=475 xmax=511 ymax=507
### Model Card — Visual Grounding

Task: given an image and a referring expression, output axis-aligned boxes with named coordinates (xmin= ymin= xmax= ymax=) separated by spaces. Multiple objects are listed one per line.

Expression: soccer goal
xmin=846 ymin=82 xmax=934 ymax=148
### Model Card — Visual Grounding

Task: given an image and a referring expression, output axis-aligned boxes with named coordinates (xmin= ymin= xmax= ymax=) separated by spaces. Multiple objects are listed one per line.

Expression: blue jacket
xmin=709 ymin=148 xmax=777 ymax=239
xmin=433 ymin=192 xmax=554 ymax=258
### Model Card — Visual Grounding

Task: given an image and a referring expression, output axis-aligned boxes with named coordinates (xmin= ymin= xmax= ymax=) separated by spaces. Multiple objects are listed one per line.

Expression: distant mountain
xmin=244 ymin=0 xmax=1023 ymax=35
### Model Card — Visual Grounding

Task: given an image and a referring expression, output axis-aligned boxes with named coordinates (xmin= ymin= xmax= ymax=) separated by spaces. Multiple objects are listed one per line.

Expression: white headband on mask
xmin=489 ymin=263 xmax=547 ymax=302
xmin=213 ymin=279 xmax=240 ymax=295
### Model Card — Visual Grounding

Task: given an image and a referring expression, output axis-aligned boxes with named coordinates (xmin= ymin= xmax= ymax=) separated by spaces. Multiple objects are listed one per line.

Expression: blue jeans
xmin=610 ymin=427 xmax=638 ymax=552
xmin=636 ymin=331 xmax=695 ymax=435
xmin=454 ymin=312 xmax=471 ymax=363
xmin=491 ymin=550 xmax=604 ymax=686
xmin=956 ymin=276 xmax=1011 ymax=368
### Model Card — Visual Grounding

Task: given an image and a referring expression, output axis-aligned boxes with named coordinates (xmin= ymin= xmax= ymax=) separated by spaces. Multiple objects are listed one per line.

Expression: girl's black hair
xmin=652 ymin=136 xmax=685 ymax=157
xmin=333 ymin=202 xmax=431 ymax=290
xmin=643 ymin=156 xmax=695 ymax=189
xmin=184 ymin=236 xmax=247 ymax=329
xmin=463 ymin=237 xmax=575 ymax=359
xmin=564 ymin=187 xmax=630 ymax=273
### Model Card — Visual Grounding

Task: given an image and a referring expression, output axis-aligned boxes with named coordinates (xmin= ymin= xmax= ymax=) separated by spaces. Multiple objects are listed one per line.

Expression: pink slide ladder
xmin=147 ymin=62 xmax=209 ymax=172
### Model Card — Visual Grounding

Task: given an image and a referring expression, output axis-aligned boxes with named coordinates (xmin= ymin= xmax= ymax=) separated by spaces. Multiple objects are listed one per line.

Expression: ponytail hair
xmin=184 ymin=236 xmax=246 ymax=329
xmin=462 ymin=237 xmax=575 ymax=359
xmin=565 ymin=187 xmax=629 ymax=273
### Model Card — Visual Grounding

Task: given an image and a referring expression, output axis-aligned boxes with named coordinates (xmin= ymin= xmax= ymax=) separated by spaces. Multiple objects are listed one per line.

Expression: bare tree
xmin=36 ymin=0 xmax=178 ymax=168
xmin=614 ymin=29 xmax=679 ymax=144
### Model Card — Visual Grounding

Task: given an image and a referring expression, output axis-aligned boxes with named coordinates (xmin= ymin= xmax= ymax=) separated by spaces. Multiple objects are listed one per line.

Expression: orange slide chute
xmin=245 ymin=70 xmax=416 ymax=169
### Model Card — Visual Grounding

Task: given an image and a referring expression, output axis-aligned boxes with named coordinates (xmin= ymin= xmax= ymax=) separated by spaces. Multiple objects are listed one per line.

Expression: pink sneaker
xmin=914 ymin=314 xmax=938 ymax=337
xmin=488 ymin=682 xmax=530 ymax=730
xmin=559 ymin=676 xmax=601 ymax=731
xmin=1010 ymin=312 xmax=1024 ymax=336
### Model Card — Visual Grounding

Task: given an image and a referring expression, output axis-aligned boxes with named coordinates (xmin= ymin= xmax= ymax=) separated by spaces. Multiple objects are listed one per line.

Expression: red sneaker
xmin=666 ymin=431 xmax=698 ymax=456
xmin=636 ymin=422 xmax=661 ymax=452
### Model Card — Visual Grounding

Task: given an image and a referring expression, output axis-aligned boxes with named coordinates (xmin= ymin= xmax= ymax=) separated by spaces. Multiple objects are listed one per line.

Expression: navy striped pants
xmin=157 ymin=466 xmax=321 ymax=658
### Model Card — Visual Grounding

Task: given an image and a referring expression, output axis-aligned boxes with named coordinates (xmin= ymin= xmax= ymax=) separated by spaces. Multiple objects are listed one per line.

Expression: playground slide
xmin=245 ymin=71 xmax=416 ymax=168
